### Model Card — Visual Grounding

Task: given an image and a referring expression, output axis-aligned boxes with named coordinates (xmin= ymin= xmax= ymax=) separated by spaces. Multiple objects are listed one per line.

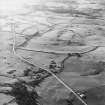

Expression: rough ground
xmin=0 ymin=0 xmax=105 ymax=105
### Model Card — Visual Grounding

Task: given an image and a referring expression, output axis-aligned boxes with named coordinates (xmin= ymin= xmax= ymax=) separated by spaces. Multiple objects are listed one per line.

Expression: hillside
xmin=0 ymin=0 xmax=105 ymax=105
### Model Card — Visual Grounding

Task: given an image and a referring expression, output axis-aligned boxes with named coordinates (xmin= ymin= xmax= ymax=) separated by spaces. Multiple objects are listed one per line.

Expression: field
xmin=0 ymin=0 xmax=105 ymax=105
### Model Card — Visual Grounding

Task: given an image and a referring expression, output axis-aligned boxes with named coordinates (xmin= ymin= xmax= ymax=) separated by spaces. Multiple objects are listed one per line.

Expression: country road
xmin=0 ymin=0 xmax=105 ymax=105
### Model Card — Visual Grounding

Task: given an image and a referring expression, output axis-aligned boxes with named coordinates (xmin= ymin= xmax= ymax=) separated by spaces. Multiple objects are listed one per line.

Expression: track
xmin=11 ymin=24 xmax=88 ymax=105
